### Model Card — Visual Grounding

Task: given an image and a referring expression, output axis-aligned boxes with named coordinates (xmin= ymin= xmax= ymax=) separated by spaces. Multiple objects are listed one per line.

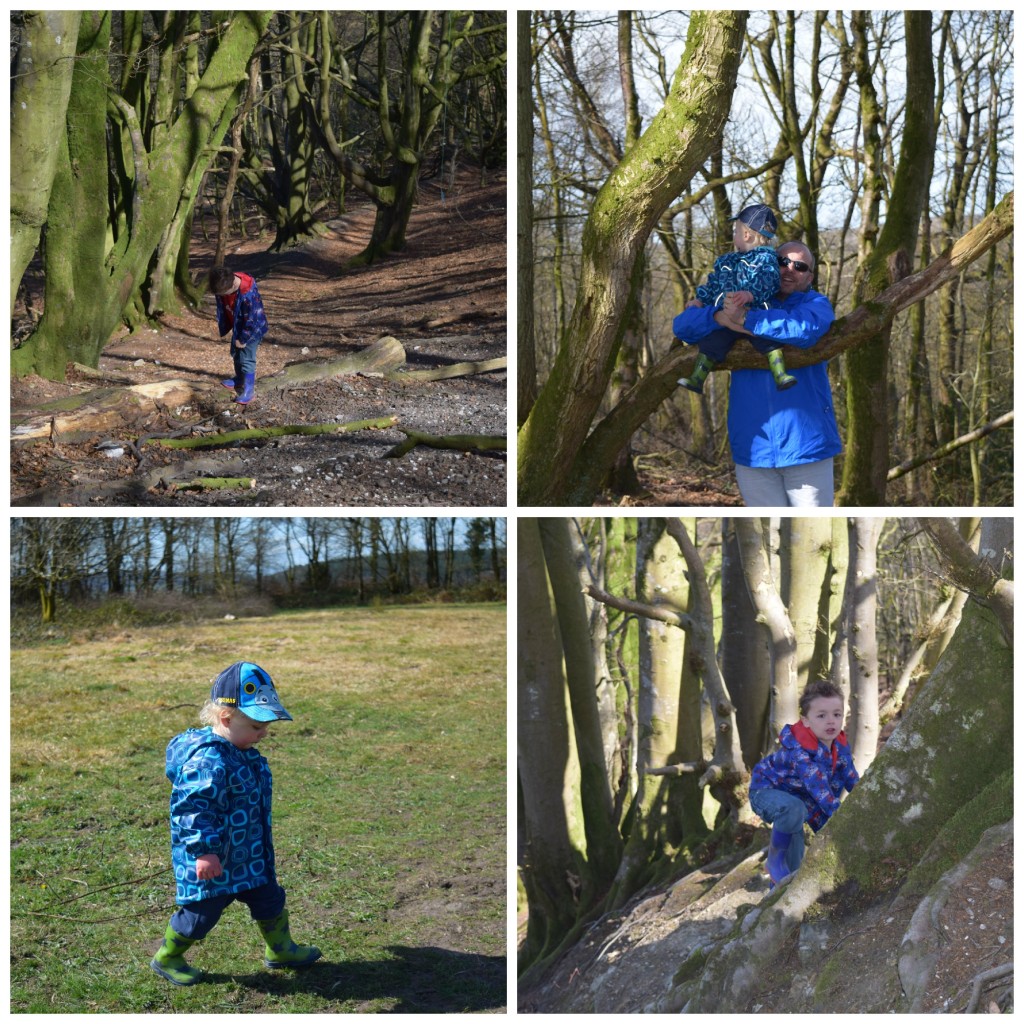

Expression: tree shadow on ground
xmin=211 ymin=945 xmax=506 ymax=1012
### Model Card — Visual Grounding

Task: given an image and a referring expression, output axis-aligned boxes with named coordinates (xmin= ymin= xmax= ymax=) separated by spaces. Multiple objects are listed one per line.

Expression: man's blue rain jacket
xmin=673 ymin=288 xmax=842 ymax=468
xmin=165 ymin=727 xmax=276 ymax=904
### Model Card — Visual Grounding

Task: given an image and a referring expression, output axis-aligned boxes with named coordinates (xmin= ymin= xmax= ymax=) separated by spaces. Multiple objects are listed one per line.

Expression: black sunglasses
xmin=778 ymin=255 xmax=811 ymax=273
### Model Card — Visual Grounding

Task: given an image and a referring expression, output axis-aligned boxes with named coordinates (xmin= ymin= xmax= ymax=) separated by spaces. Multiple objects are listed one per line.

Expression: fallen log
xmin=173 ymin=477 xmax=257 ymax=491
xmin=386 ymin=356 xmax=507 ymax=383
xmin=151 ymin=415 xmax=398 ymax=449
xmin=11 ymin=336 xmax=407 ymax=444
xmin=384 ymin=430 xmax=506 ymax=458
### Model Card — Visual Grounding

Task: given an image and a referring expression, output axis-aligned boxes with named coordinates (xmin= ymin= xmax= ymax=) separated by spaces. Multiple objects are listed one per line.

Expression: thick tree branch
xmin=584 ymin=583 xmax=692 ymax=631
xmin=924 ymin=517 xmax=1013 ymax=647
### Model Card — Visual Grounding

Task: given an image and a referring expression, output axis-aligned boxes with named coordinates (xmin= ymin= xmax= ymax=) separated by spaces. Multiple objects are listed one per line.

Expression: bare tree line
xmin=11 ymin=517 xmax=506 ymax=622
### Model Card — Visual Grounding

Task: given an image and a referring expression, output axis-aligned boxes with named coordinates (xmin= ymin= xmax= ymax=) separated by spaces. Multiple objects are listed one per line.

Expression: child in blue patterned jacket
xmin=209 ymin=266 xmax=269 ymax=406
xmin=749 ymin=680 xmax=859 ymax=887
xmin=150 ymin=662 xmax=322 ymax=985
xmin=677 ymin=203 xmax=797 ymax=393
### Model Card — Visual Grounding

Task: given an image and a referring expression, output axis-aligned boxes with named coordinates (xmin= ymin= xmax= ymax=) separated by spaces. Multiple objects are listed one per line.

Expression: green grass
xmin=11 ymin=605 xmax=507 ymax=1013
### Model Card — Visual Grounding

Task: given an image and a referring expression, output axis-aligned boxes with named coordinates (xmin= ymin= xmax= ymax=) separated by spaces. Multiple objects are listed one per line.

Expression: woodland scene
xmin=11 ymin=12 xmax=507 ymax=506
xmin=517 ymin=11 xmax=1013 ymax=506
xmin=518 ymin=516 xmax=1013 ymax=1012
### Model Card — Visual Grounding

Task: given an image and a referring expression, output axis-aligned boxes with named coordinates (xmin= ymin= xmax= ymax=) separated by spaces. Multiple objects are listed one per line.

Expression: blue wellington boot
xmin=766 ymin=825 xmax=795 ymax=886
xmin=235 ymin=373 xmax=256 ymax=404
xmin=221 ymin=354 xmax=242 ymax=391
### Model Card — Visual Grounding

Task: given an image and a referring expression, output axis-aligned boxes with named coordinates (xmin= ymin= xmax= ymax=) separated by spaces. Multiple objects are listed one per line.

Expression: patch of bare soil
xmin=11 ymin=169 xmax=506 ymax=507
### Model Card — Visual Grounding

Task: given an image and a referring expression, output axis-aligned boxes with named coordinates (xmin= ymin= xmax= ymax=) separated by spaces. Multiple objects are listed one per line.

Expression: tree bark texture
xmin=734 ymin=518 xmax=798 ymax=737
xmin=844 ymin=518 xmax=882 ymax=771
xmin=10 ymin=11 xmax=81 ymax=315
xmin=839 ymin=12 xmax=937 ymax=505
xmin=517 ymin=519 xmax=588 ymax=971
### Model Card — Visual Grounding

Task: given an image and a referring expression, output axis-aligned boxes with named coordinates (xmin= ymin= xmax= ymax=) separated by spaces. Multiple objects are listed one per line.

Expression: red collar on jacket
xmin=235 ymin=272 xmax=255 ymax=294
xmin=790 ymin=720 xmax=845 ymax=769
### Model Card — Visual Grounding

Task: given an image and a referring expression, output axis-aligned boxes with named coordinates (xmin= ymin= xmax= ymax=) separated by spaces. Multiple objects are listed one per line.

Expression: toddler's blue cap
xmin=211 ymin=662 xmax=293 ymax=722
xmin=731 ymin=203 xmax=777 ymax=239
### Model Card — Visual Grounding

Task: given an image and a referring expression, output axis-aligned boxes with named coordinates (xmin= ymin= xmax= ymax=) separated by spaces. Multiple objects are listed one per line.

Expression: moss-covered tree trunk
xmin=838 ymin=12 xmax=936 ymax=505
xmin=12 ymin=12 xmax=273 ymax=381
xmin=517 ymin=11 xmax=747 ymax=505
xmin=10 ymin=11 xmax=81 ymax=315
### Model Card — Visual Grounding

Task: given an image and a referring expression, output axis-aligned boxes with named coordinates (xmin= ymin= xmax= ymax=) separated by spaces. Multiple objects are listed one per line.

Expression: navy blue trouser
xmin=696 ymin=327 xmax=782 ymax=363
xmin=169 ymin=879 xmax=286 ymax=940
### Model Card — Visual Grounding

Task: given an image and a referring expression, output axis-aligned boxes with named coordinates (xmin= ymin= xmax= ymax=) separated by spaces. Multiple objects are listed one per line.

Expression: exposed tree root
xmin=897 ymin=820 xmax=1013 ymax=1012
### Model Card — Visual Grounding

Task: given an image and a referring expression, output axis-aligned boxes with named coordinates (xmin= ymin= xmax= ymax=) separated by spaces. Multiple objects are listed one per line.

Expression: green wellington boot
xmin=256 ymin=909 xmax=323 ymax=969
xmin=151 ymin=924 xmax=204 ymax=986
xmin=677 ymin=353 xmax=717 ymax=394
xmin=767 ymin=349 xmax=797 ymax=390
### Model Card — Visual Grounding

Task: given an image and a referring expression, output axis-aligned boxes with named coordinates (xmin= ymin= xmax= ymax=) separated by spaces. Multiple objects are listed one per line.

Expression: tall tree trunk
xmin=844 ymin=518 xmax=882 ymax=771
xmin=734 ymin=518 xmax=798 ymax=736
xmin=518 ymin=11 xmax=747 ymax=504
xmin=780 ymin=518 xmax=838 ymax=691
xmin=517 ymin=519 xmax=601 ymax=975
xmin=721 ymin=520 xmax=771 ymax=766
xmin=517 ymin=12 xmax=537 ymax=425
xmin=838 ymin=12 xmax=936 ymax=505
xmin=10 ymin=12 xmax=81 ymax=314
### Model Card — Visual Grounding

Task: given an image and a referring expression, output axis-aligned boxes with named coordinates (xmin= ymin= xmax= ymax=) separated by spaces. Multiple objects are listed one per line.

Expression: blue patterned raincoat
xmin=165 ymin=727 xmax=276 ymax=904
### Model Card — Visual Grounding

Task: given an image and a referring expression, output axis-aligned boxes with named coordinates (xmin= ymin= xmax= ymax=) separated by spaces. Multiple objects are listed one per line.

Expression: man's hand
xmin=196 ymin=853 xmax=223 ymax=880
xmin=723 ymin=291 xmax=752 ymax=315
xmin=714 ymin=306 xmax=749 ymax=334
xmin=685 ymin=298 xmax=705 ymax=310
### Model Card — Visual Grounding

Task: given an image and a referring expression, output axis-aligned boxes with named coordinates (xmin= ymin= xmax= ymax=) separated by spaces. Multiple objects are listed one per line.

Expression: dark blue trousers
xmin=169 ymin=879 xmax=286 ymax=940
xmin=696 ymin=327 xmax=781 ymax=363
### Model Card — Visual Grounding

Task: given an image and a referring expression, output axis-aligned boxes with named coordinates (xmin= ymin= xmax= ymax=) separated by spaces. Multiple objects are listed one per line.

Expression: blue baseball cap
xmin=211 ymin=662 xmax=293 ymax=722
xmin=731 ymin=203 xmax=777 ymax=239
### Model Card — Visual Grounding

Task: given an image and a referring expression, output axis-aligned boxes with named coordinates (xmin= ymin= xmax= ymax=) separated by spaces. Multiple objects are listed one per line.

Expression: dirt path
xmin=12 ymin=170 xmax=506 ymax=507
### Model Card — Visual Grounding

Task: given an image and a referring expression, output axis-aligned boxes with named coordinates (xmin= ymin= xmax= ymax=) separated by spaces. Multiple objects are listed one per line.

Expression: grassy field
xmin=10 ymin=604 xmax=506 ymax=1013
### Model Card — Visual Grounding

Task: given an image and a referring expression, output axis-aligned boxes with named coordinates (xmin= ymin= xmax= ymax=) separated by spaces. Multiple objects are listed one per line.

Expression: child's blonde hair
xmin=739 ymin=223 xmax=774 ymax=248
xmin=200 ymin=699 xmax=236 ymax=727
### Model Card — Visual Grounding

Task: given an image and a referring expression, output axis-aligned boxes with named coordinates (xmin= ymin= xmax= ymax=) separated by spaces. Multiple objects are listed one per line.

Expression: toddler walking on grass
xmin=151 ymin=662 xmax=321 ymax=985
xmin=748 ymin=680 xmax=859 ymax=887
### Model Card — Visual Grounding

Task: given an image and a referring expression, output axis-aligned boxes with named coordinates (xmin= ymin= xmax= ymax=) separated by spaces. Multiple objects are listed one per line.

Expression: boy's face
xmin=800 ymin=696 xmax=845 ymax=744
xmin=218 ymin=709 xmax=270 ymax=749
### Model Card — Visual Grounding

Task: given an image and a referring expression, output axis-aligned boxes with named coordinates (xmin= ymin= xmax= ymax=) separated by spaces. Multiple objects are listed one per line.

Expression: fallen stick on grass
xmin=150 ymin=416 xmax=399 ymax=449
xmin=384 ymin=430 xmax=507 ymax=458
